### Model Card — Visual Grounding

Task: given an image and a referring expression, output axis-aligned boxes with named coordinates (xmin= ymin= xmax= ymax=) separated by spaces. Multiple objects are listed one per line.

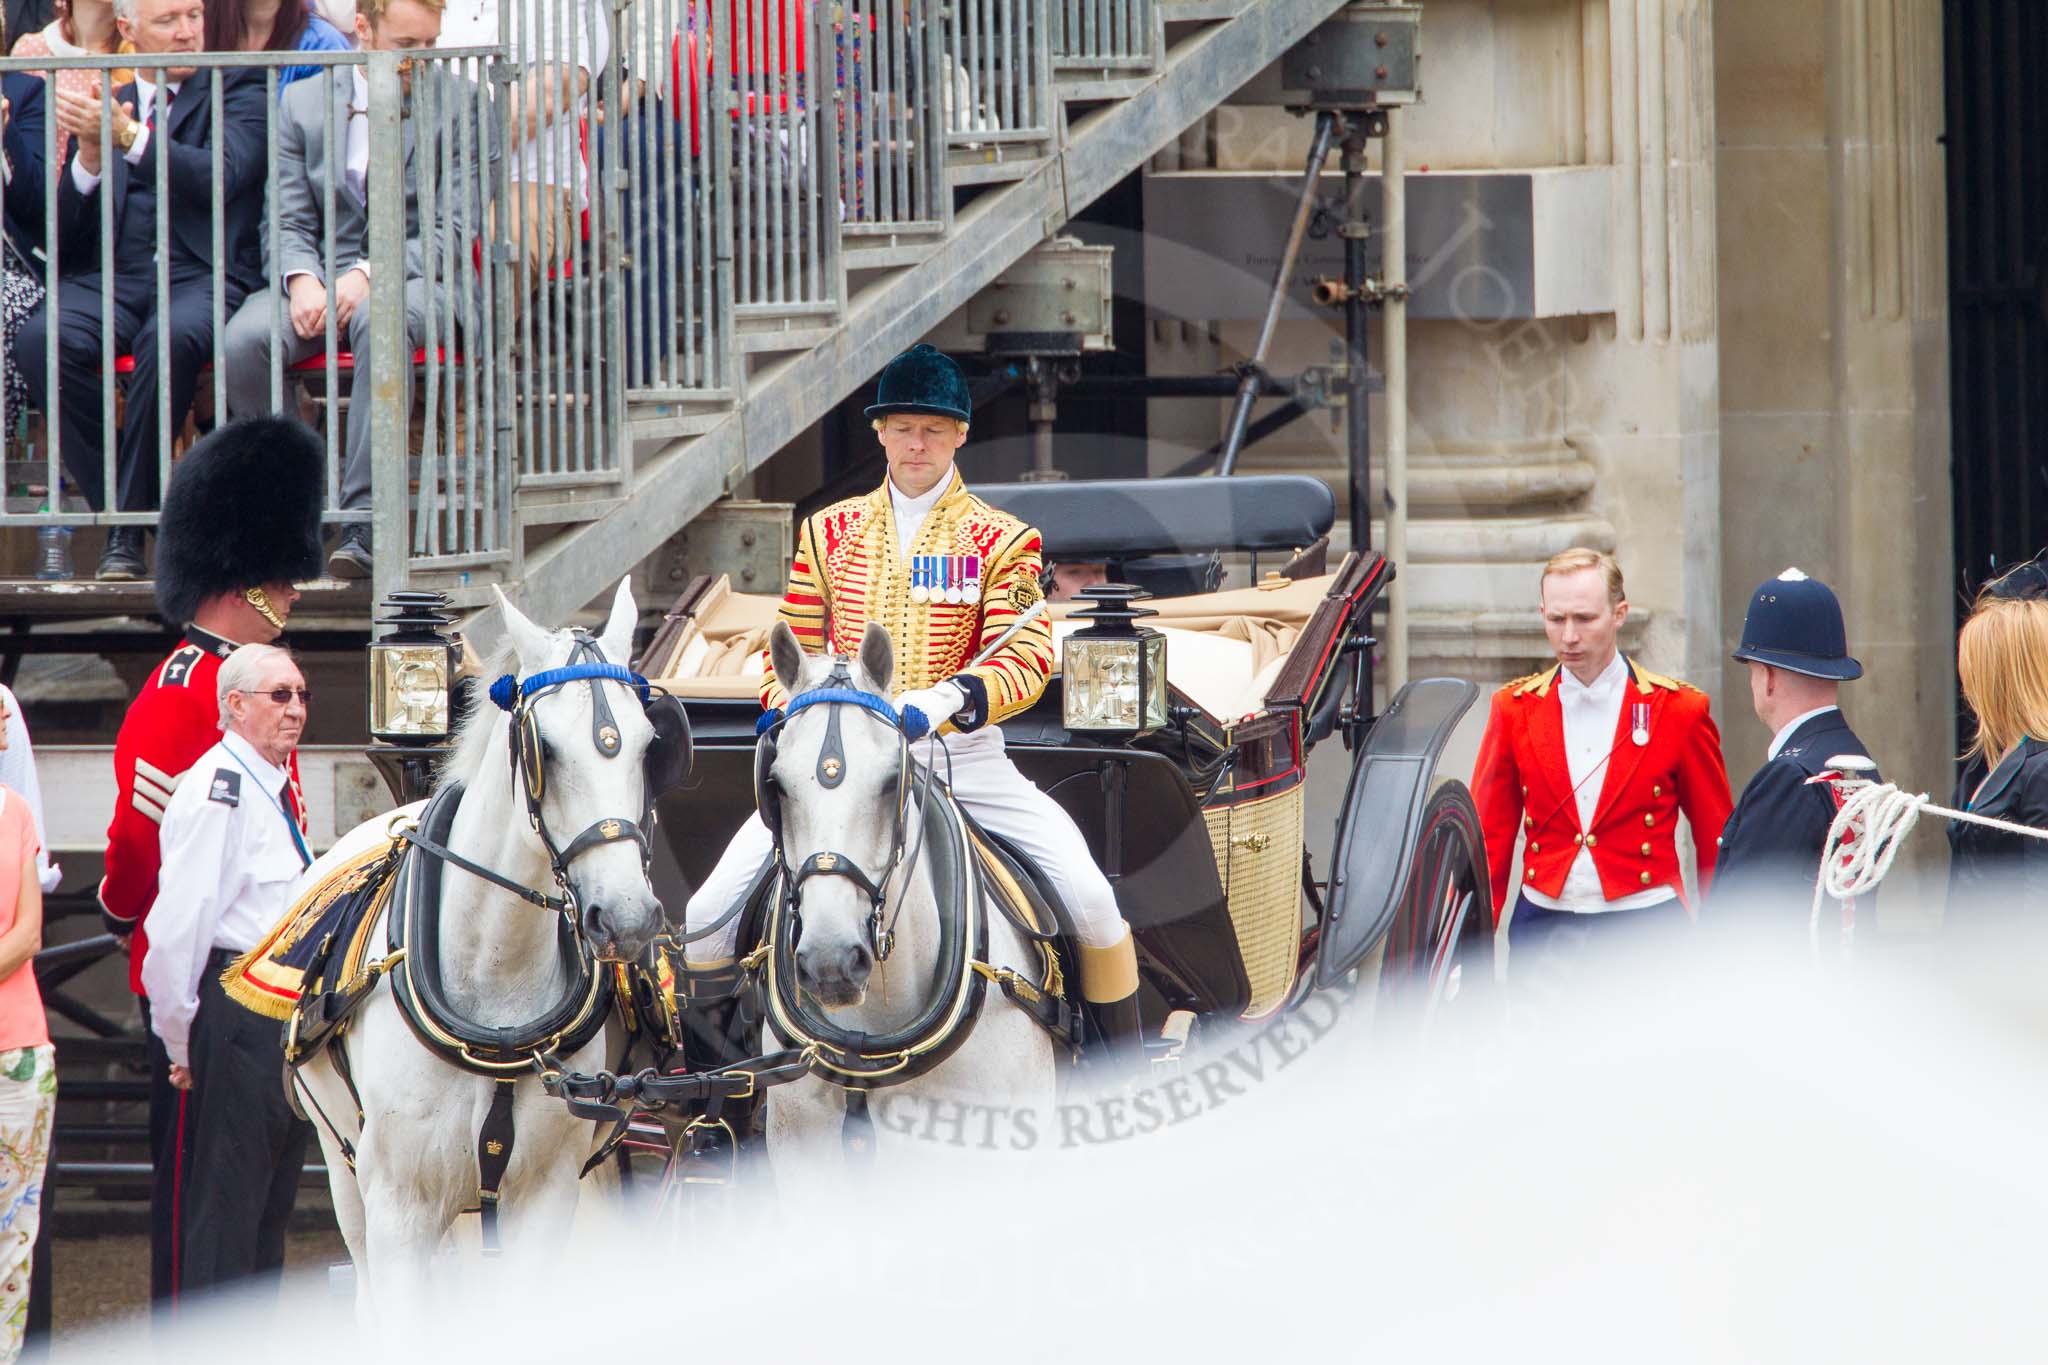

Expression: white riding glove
xmin=897 ymin=680 xmax=967 ymax=737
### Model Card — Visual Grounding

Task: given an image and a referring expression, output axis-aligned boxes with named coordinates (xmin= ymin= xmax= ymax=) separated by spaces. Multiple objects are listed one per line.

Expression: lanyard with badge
xmin=227 ymin=748 xmax=313 ymax=869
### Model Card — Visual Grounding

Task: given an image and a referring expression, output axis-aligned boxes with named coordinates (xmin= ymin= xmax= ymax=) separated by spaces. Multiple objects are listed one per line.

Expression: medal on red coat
xmin=1631 ymin=702 xmax=1650 ymax=747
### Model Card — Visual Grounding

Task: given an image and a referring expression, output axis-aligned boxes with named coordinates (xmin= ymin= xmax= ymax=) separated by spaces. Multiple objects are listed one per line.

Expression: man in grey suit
xmin=222 ymin=0 xmax=480 ymax=578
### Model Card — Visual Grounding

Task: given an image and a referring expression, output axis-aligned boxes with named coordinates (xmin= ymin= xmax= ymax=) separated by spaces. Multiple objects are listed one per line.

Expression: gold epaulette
xmin=1629 ymin=660 xmax=1695 ymax=694
xmin=1507 ymin=664 xmax=1562 ymax=697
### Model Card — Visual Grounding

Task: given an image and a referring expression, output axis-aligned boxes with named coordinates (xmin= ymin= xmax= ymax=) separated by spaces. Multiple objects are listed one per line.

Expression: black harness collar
xmin=386 ymin=783 xmax=614 ymax=1073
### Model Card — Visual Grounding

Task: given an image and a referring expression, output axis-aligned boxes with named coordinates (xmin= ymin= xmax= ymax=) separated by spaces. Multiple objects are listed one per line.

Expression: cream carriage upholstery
xmin=645 ymin=571 xmax=1333 ymax=724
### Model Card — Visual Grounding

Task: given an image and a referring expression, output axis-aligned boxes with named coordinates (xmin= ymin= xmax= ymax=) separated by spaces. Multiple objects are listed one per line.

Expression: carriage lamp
xmin=1062 ymin=584 xmax=1168 ymax=736
xmin=368 ymin=590 xmax=459 ymax=744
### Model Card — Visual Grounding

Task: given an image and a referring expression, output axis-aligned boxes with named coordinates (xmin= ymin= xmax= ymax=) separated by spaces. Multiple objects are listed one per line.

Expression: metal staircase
xmin=379 ymin=0 xmax=1359 ymax=625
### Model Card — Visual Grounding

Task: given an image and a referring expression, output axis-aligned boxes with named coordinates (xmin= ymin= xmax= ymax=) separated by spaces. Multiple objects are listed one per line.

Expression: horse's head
xmin=493 ymin=580 xmax=691 ymax=962
xmin=762 ymin=618 xmax=907 ymax=1008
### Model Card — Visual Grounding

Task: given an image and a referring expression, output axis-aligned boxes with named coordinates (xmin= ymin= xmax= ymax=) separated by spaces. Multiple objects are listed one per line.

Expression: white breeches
xmin=682 ymin=726 xmax=1128 ymax=960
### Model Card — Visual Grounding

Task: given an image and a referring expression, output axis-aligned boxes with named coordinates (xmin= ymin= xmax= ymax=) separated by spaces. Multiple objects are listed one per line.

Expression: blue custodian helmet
xmin=864 ymin=343 xmax=972 ymax=422
xmin=1730 ymin=568 xmax=1863 ymax=681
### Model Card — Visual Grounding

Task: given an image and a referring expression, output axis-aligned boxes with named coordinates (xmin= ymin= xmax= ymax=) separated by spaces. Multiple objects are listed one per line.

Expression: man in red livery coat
xmin=102 ymin=416 xmax=323 ymax=1305
xmin=1473 ymin=548 xmax=1733 ymax=977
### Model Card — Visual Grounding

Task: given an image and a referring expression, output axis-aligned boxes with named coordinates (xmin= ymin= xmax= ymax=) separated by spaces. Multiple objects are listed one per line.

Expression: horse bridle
xmin=487 ymin=633 xmax=667 ymax=917
xmin=757 ymin=662 xmax=936 ymax=962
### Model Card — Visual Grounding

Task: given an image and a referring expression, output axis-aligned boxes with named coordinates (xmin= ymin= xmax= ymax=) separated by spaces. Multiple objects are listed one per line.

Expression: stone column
xmin=1715 ymin=0 xmax=1951 ymax=883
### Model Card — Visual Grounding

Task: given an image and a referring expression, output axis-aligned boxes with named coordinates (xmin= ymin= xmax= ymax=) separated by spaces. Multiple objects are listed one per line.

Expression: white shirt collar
xmin=134 ymin=73 xmax=181 ymax=112
xmin=1557 ymin=652 xmax=1627 ymax=703
xmin=221 ymin=730 xmax=287 ymax=789
xmin=889 ymin=471 xmax=950 ymax=521
xmin=1767 ymin=705 xmax=1839 ymax=762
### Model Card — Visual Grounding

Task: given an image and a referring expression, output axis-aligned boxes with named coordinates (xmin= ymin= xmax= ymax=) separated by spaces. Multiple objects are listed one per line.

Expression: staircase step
xmin=843 ymin=233 xmax=945 ymax=271
xmin=1057 ymin=75 xmax=1157 ymax=102
xmin=627 ymin=407 xmax=728 ymax=443
xmin=946 ymin=151 xmax=1050 ymax=186
xmin=518 ymin=497 xmax=628 ymax=529
xmin=733 ymin=324 xmax=843 ymax=355
xmin=1159 ymin=0 xmax=1256 ymax=18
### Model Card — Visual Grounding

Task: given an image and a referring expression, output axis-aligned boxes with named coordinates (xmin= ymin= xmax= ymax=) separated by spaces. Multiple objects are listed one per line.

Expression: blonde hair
xmin=1957 ymin=595 xmax=2048 ymax=764
xmin=1540 ymin=547 xmax=1625 ymax=607
xmin=871 ymin=415 xmax=969 ymax=438
xmin=361 ymin=0 xmax=446 ymax=20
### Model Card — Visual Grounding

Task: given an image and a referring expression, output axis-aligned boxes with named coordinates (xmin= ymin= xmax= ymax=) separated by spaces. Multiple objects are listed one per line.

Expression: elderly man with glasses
xmin=142 ymin=642 xmax=316 ymax=1299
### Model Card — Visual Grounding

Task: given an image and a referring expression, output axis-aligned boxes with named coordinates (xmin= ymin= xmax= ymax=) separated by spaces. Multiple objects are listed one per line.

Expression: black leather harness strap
xmin=475 ymin=1080 xmax=519 ymax=1254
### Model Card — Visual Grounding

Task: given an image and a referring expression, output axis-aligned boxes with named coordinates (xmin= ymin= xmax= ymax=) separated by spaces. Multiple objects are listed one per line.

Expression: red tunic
xmin=99 ymin=628 xmax=303 ymax=994
xmin=1471 ymin=657 xmax=1734 ymax=924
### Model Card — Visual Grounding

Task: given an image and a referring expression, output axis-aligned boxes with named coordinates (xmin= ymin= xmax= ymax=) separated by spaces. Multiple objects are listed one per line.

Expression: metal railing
xmin=1051 ymin=0 xmax=1161 ymax=71
xmin=835 ymin=0 xmax=947 ymax=235
xmin=0 ymin=0 xmax=1166 ymax=598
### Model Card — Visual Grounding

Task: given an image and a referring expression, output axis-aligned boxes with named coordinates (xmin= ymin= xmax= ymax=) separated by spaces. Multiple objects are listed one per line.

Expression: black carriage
xmin=634 ymin=475 xmax=1492 ymax=1040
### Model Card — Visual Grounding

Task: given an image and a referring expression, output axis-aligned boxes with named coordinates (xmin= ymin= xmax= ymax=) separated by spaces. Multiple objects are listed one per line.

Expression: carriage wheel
xmin=1377 ymin=779 xmax=1494 ymax=1028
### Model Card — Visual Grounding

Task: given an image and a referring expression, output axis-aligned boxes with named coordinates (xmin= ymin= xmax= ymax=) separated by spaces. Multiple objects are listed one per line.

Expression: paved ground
xmin=41 ymin=1215 xmax=349 ymax=1342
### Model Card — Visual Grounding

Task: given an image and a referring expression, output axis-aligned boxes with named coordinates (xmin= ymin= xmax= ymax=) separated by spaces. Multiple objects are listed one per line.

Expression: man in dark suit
xmin=14 ymin=0 xmax=268 ymax=579
xmin=224 ymin=0 xmax=493 ymax=580
xmin=1712 ymin=569 xmax=1880 ymax=920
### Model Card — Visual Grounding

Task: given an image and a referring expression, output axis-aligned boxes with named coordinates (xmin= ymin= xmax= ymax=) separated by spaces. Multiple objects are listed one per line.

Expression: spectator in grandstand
xmin=223 ymin=0 xmax=488 ymax=579
xmin=12 ymin=0 xmax=122 ymax=162
xmin=14 ymin=0 xmax=270 ymax=579
xmin=0 ymin=689 xmax=60 ymax=897
xmin=438 ymin=0 xmax=605 ymax=283
xmin=0 ymin=715 xmax=52 ymax=1363
xmin=0 ymin=59 xmax=51 ymax=424
xmin=204 ymin=0 xmax=352 ymax=91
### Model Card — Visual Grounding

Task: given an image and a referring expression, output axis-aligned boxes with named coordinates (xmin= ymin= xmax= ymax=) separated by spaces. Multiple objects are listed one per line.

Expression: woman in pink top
xmin=0 ymin=694 xmax=49 ymax=1363
xmin=12 ymin=0 xmax=122 ymax=162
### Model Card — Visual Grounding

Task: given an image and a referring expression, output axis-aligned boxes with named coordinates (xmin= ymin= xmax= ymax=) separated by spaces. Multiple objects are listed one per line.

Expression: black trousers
xmin=140 ymin=992 xmax=193 ymax=1306
xmin=14 ymin=265 xmax=245 ymax=512
xmin=178 ymin=949 xmax=311 ymax=1297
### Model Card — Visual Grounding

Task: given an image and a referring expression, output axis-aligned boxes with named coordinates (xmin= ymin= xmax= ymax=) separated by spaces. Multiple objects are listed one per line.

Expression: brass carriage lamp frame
xmin=1061 ymin=583 xmax=1168 ymax=736
xmin=368 ymin=590 xmax=461 ymax=745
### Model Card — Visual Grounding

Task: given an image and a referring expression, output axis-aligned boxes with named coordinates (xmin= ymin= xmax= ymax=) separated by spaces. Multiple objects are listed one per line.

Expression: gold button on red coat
xmin=1639 ymin=871 xmax=1652 ymax=885
xmin=1530 ymin=842 xmax=1540 ymax=853
xmin=1586 ymin=835 xmax=1597 ymax=848
xmin=1643 ymin=813 xmax=1654 ymax=827
xmin=1640 ymin=842 xmax=1651 ymax=855
xmin=1652 ymin=785 xmax=1662 ymax=798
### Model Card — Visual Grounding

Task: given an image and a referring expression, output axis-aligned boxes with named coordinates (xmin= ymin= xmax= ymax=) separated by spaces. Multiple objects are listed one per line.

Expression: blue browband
xmin=758 ymin=686 xmax=927 ymax=738
xmin=489 ymin=662 xmax=651 ymax=712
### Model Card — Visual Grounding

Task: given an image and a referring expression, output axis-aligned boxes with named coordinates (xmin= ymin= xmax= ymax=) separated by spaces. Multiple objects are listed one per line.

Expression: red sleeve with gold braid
xmin=955 ymin=524 xmax=1053 ymax=727
xmin=760 ymin=514 xmax=828 ymax=711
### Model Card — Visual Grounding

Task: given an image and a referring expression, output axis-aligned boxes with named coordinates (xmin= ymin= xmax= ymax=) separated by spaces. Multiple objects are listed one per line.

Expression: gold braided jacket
xmin=759 ymin=472 xmax=1054 ymax=729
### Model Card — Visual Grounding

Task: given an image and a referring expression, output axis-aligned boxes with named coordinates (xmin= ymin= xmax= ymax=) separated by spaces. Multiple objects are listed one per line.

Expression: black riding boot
xmin=1091 ymin=989 xmax=1148 ymax=1074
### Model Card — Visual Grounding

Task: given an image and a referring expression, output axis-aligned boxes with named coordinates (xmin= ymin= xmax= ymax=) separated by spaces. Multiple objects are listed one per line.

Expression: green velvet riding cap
xmin=864 ymin=343 xmax=973 ymax=422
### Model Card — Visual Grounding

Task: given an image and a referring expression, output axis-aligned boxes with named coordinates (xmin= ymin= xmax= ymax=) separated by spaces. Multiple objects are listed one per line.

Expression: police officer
xmin=142 ymin=643 xmax=315 ymax=1296
xmin=682 ymin=344 xmax=1146 ymax=1058
xmin=1713 ymin=569 xmax=1879 ymax=917
xmin=98 ymin=416 xmax=323 ymax=1303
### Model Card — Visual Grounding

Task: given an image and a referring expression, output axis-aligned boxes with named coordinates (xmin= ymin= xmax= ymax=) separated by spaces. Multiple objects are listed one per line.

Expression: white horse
xmin=294 ymin=580 xmax=670 ymax=1311
xmin=756 ymin=621 xmax=1056 ymax=1179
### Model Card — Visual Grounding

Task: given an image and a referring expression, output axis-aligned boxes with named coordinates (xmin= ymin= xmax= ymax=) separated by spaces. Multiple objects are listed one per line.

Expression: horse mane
xmin=437 ymin=638 xmax=518 ymax=793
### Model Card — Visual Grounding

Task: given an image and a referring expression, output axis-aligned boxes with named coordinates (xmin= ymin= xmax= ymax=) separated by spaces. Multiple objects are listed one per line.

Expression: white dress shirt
xmin=888 ymin=470 xmax=950 ymax=559
xmin=1767 ymin=705 xmax=1840 ymax=762
xmin=1524 ymin=653 xmax=1673 ymax=914
xmin=0 ymin=685 xmax=59 ymax=894
xmin=141 ymin=731 xmax=310 ymax=1068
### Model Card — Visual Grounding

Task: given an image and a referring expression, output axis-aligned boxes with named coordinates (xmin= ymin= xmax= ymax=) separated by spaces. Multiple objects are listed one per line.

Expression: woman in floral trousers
xmin=0 ymin=695 xmax=51 ymax=1360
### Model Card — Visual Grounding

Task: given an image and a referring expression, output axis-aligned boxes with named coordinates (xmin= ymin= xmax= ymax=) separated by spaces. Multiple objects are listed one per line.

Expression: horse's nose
xmin=583 ymin=897 xmax=660 ymax=962
xmin=797 ymin=940 xmax=873 ymax=1005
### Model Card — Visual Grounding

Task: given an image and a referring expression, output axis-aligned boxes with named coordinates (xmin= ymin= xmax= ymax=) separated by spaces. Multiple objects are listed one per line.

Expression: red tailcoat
xmin=100 ymin=628 xmax=302 ymax=994
xmin=1472 ymin=656 xmax=1734 ymax=923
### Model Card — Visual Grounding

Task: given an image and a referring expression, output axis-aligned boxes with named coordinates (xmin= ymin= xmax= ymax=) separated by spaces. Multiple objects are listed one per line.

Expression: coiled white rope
xmin=1811 ymin=780 xmax=2048 ymax=956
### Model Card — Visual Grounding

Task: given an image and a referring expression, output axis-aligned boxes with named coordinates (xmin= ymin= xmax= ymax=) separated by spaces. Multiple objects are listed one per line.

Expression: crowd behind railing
xmin=0 ymin=0 xmax=1097 ymax=588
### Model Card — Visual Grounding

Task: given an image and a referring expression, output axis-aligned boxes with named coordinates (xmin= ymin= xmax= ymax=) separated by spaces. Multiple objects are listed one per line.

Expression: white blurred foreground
xmin=63 ymin=915 xmax=2048 ymax=1362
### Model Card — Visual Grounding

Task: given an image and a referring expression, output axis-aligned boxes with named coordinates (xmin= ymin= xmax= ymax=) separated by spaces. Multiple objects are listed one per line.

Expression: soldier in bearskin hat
xmin=100 ymin=415 xmax=323 ymax=1305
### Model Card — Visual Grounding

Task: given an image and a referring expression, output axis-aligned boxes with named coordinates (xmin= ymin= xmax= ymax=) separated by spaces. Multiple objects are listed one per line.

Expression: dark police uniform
xmin=1713 ymin=570 xmax=1878 ymax=915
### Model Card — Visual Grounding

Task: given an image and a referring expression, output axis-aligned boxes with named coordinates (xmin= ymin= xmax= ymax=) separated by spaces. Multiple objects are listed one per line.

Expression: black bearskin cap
xmin=155 ymin=416 xmax=326 ymax=627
